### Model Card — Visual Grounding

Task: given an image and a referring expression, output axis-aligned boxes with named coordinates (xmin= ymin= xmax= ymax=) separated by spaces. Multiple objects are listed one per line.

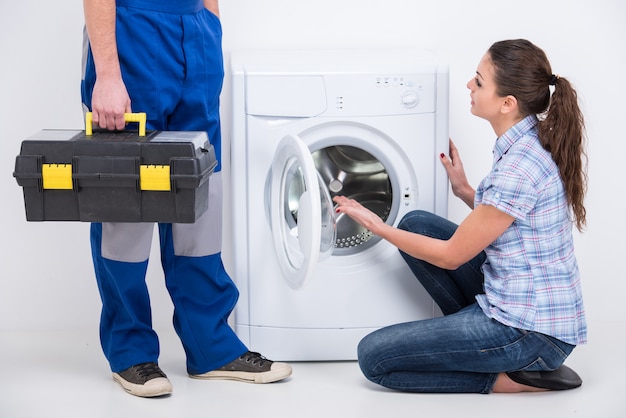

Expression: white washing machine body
xmin=230 ymin=49 xmax=449 ymax=361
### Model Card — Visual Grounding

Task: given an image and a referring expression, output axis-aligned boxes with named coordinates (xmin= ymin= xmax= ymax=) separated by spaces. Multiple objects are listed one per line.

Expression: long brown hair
xmin=488 ymin=39 xmax=587 ymax=231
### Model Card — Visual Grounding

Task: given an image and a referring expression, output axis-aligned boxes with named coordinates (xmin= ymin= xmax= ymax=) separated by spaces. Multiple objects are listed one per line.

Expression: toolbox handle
xmin=85 ymin=112 xmax=147 ymax=137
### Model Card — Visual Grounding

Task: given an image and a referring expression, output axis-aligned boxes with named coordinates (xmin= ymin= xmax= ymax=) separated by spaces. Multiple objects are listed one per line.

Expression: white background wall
xmin=1 ymin=1 xmax=624 ymax=341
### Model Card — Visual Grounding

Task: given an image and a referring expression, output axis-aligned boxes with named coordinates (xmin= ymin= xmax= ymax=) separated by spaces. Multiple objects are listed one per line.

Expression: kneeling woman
xmin=334 ymin=39 xmax=587 ymax=394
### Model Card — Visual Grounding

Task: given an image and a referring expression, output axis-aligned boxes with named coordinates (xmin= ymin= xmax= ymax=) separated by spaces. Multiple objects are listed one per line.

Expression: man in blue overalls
xmin=81 ymin=0 xmax=292 ymax=397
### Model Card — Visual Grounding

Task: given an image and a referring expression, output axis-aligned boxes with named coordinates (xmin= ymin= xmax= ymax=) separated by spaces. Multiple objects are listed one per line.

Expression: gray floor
xmin=1 ymin=321 xmax=623 ymax=418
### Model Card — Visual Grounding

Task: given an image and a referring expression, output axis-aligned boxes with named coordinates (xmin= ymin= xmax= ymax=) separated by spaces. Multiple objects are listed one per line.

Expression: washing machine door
xmin=269 ymin=134 xmax=336 ymax=290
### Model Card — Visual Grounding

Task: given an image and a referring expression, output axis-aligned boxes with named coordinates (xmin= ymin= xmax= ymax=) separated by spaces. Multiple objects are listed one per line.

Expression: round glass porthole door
xmin=268 ymin=134 xmax=336 ymax=290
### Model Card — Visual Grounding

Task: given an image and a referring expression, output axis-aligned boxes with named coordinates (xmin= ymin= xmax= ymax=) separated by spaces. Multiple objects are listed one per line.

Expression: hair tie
xmin=549 ymin=74 xmax=559 ymax=86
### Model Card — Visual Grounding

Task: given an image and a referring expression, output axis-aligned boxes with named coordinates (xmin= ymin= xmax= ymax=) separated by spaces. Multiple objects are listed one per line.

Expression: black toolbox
xmin=13 ymin=113 xmax=217 ymax=223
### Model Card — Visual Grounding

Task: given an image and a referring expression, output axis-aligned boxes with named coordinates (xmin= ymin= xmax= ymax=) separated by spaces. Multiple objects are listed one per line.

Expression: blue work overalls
xmin=81 ymin=0 xmax=247 ymax=375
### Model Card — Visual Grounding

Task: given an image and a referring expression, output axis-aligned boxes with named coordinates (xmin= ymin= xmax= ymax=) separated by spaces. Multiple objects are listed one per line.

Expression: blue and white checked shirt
xmin=475 ymin=115 xmax=587 ymax=345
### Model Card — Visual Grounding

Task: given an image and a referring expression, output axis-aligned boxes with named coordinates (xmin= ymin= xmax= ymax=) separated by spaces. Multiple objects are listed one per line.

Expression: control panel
xmin=324 ymin=73 xmax=436 ymax=117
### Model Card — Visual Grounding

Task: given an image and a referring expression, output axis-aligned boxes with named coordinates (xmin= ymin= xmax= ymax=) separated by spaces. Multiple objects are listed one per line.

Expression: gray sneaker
xmin=112 ymin=362 xmax=173 ymax=397
xmin=190 ymin=351 xmax=292 ymax=383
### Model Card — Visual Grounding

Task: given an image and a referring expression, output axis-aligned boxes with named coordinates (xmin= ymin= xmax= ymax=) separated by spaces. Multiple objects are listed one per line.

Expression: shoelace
xmin=239 ymin=351 xmax=270 ymax=367
xmin=133 ymin=362 xmax=166 ymax=379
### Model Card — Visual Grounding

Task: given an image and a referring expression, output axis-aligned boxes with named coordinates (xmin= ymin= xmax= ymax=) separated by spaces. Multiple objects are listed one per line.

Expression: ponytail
xmin=538 ymin=77 xmax=587 ymax=231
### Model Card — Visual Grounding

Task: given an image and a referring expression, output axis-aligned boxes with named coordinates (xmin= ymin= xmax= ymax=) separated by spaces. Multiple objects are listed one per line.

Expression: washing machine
xmin=229 ymin=49 xmax=448 ymax=361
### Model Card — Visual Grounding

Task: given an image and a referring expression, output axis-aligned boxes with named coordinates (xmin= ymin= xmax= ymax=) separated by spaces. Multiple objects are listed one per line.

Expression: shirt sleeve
xmin=477 ymin=168 xmax=539 ymax=221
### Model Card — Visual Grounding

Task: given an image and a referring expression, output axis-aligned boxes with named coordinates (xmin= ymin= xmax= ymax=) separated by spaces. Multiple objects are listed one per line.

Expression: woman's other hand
xmin=440 ymin=139 xmax=475 ymax=208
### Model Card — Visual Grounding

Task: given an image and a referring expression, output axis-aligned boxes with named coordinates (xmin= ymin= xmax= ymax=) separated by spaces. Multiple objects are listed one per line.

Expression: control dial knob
xmin=401 ymin=91 xmax=419 ymax=109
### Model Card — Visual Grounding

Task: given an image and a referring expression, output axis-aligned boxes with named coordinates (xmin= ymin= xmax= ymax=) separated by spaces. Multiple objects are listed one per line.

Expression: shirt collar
xmin=492 ymin=115 xmax=539 ymax=163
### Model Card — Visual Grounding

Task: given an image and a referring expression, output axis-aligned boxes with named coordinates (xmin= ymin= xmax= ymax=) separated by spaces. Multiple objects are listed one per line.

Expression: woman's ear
xmin=501 ymin=95 xmax=518 ymax=115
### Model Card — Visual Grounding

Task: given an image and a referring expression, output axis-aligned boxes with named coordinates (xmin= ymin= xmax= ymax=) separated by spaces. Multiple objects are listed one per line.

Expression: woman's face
xmin=466 ymin=53 xmax=505 ymax=122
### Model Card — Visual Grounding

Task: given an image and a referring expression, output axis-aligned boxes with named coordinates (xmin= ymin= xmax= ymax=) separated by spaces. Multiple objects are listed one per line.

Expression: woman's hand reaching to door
xmin=333 ymin=196 xmax=386 ymax=236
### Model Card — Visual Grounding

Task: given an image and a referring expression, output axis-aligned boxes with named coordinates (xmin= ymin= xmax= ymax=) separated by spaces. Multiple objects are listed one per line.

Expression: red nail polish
xmin=440 ymin=153 xmax=445 ymax=158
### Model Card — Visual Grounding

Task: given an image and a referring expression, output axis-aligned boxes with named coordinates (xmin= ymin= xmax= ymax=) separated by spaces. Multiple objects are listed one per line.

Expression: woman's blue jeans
xmin=357 ymin=210 xmax=575 ymax=393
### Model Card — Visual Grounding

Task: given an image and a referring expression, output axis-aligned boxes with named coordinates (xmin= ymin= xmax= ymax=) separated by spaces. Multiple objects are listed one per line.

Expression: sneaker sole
xmin=112 ymin=373 xmax=173 ymax=397
xmin=190 ymin=364 xmax=292 ymax=384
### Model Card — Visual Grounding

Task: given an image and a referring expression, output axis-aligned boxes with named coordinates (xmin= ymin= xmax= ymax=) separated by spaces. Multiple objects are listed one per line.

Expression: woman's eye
xmin=475 ymin=77 xmax=482 ymax=87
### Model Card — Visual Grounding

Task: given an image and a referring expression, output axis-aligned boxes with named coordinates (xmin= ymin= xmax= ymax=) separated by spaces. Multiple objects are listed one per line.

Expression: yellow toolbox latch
xmin=42 ymin=164 xmax=73 ymax=190
xmin=140 ymin=165 xmax=171 ymax=191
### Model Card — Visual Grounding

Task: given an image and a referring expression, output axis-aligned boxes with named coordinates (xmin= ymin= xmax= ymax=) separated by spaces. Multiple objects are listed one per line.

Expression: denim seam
xmin=478 ymin=328 xmax=569 ymax=371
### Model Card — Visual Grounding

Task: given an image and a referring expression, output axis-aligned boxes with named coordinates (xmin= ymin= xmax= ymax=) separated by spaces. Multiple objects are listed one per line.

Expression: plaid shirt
xmin=475 ymin=115 xmax=587 ymax=345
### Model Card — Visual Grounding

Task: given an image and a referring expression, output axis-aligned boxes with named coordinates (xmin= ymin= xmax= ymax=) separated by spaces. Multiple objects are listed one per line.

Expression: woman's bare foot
xmin=492 ymin=372 xmax=548 ymax=393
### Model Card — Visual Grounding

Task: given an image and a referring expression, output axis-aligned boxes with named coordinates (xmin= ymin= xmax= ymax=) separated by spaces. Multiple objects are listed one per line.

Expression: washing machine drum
xmin=312 ymin=145 xmax=392 ymax=255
